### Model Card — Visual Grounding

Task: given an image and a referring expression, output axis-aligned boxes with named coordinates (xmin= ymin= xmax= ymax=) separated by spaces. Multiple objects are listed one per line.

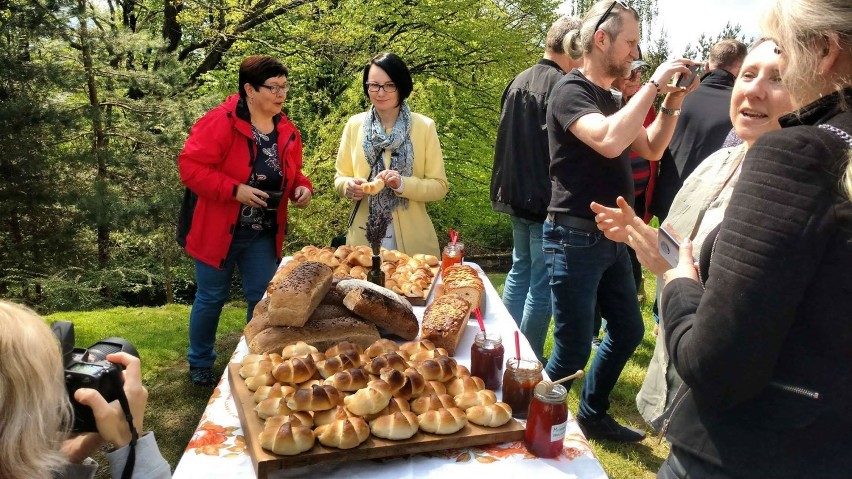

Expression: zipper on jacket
xmin=657 ymin=383 xmax=688 ymax=445
xmin=769 ymin=381 xmax=821 ymax=400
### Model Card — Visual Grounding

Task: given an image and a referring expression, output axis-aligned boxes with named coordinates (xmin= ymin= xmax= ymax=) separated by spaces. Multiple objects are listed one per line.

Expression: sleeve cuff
xmin=392 ymin=177 xmax=405 ymax=194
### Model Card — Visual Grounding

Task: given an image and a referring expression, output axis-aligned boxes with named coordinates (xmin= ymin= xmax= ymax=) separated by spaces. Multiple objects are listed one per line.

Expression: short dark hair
xmin=709 ymin=39 xmax=748 ymax=72
xmin=362 ymin=53 xmax=413 ymax=105
xmin=238 ymin=56 xmax=289 ymax=100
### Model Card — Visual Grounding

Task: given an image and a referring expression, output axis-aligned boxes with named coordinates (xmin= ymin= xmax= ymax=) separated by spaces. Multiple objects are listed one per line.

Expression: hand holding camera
xmin=649 ymin=59 xmax=700 ymax=94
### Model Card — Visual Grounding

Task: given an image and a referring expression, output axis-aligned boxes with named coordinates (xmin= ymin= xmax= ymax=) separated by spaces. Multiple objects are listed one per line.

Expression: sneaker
xmin=591 ymin=337 xmax=602 ymax=350
xmin=190 ymin=367 xmax=218 ymax=387
xmin=577 ymin=414 xmax=646 ymax=443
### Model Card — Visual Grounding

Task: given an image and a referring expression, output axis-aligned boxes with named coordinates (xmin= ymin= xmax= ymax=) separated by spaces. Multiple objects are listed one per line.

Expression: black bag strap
xmin=345 ymin=168 xmax=375 ymax=228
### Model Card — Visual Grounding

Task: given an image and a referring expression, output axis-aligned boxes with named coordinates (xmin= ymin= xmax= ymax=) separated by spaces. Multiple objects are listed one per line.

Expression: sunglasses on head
xmin=593 ymin=0 xmax=632 ymax=33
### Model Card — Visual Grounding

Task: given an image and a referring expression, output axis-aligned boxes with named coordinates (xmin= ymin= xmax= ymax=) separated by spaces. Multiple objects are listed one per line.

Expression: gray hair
xmin=564 ymin=0 xmax=640 ymax=60
xmin=547 ymin=16 xmax=582 ymax=55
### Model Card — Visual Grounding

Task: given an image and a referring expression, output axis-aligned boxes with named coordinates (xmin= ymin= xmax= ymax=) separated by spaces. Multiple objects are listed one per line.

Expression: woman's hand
xmin=591 ymin=196 xmax=640 ymax=244
xmin=292 ymin=186 xmax=311 ymax=208
xmin=375 ymin=169 xmax=403 ymax=190
xmin=73 ymin=353 xmax=148 ymax=449
xmin=345 ymin=178 xmax=366 ymax=200
xmin=236 ymin=184 xmax=268 ymax=208
xmin=663 ymin=239 xmax=699 ymax=285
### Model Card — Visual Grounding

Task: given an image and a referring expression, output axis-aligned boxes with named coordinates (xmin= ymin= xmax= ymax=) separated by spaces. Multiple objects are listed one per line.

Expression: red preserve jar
xmin=470 ymin=332 xmax=504 ymax=390
xmin=501 ymin=358 xmax=543 ymax=419
xmin=524 ymin=383 xmax=568 ymax=458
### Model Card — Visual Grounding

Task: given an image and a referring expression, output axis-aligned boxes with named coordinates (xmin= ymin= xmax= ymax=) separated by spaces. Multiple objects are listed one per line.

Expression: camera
xmin=262 ymin=190 xmax=284 ymax=211
xmin=676 ymin=64 xmax=701 ymax=88
xmin=51 ymin=321 xmax=139 ymax=432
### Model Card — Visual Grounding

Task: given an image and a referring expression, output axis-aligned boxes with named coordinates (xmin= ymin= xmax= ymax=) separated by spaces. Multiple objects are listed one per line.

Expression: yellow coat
xmin=334 ymin=111 xmax=448 ymax=257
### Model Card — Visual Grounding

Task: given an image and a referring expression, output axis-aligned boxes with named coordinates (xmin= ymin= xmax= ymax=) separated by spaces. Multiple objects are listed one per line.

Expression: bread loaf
xmin=286 ymin=384 xmax=342 ymax=412
xmin=343 ymin=380 xmax=392 ymax=416
xmin=417 ymin=407 xmax=467 ymax=435
xmin=369 ymin=411 xmax=419 ymax=440
xmin=268 ymin=261 xmax=333 ymax=327
xmin=441 ymin=264 xmax=484 ymax=313
xmin=339 ymin=281 xmax=419 ymax=340
xmin=454 ymin=389 xmax=497 ymax=410
xmin=420 ymin=293 xmax=471 ymax=355
xmin=307 ymin=304 xmax=352 ymax=323
xmin=258 ymin=422 xmax=315 ymax=456
xmin=244 ymin=308 xmax=272 ymax=343
xmin=247 ymin=315 xmax=380 ymax=355
xmin=466 ymin=402 xmax=512 ymax=427
xmin=410 ymin=393 xmax=457 ymax=415
xmin=314 ymin=417 xmax=370 ymax=449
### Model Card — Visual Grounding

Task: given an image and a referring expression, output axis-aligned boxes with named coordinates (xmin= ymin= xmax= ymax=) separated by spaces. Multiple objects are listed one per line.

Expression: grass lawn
xmin=48 ymin=271 xmax=668 ymax=478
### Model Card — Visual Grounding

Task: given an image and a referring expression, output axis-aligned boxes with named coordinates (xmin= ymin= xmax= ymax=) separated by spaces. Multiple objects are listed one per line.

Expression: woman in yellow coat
xmin=335 ymin=52 xmax=448 ymax=257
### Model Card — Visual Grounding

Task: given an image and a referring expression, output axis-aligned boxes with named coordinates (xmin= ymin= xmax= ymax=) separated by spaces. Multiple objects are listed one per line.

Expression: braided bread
xmin=258 ymin=422 xmax=315 ymax=456
xmin=417 ymin=407 xmax=467 ymax=435
xmin=314 ymin=417 xmax=370 ymax=449
xmin=465 ymin=402 xmax=512 ymax=428
xmin=286 ymin=384 xmax=342 ymax=412
xmin=369 ymin=411 xmax=419 ymax=440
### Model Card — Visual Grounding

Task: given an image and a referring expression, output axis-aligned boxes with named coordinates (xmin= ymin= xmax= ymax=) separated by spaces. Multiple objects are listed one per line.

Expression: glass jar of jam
xmin=441 ymin=242 xmax=465 ymax=273
xmin=470 ymin=331 xmax=503 ymax=390
xmin=524 ymin=383 xmax=568 ymax=458
xmin=501 ymin=358 xmax=543 ymax=419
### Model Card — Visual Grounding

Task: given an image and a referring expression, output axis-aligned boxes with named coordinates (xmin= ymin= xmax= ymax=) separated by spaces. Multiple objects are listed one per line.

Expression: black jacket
xmin=490 ymin=59 xmax=566 ymax=222
xmin=652 ymin=69 xmax=736 ymax=219
xmin=661 ymin=88 xmax=852 ymax=479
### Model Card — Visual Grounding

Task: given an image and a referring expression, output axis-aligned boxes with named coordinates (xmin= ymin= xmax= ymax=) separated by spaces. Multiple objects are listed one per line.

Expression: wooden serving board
xmin=229 ymin=364 xmax=524 ymax=479
xmin=400 ymin=265 xmax=441 ymax=307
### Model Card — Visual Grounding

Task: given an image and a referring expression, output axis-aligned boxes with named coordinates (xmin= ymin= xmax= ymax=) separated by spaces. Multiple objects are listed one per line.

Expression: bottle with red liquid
xmin=524 ymin=383 xmax=568 ymax=458
xmin=470 ymin=331 xmax=503 ymax=390
xmin=441 ymin=242 xmax=464 ymax=273
xmin=502 ymin=358 xmax=543 ymax=419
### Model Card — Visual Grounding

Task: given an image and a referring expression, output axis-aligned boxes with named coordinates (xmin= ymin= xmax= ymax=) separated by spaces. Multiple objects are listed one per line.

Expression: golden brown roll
xmin=325 ymin=341 xmax=364 ymax=358
xmin=272 ymin=355 xmax=317 ymax=385
xmin=399 ymin=339 xmax=437 ymax=360
xmin=343 ymin=379 xmax=393 ymax=416
xmin=360 ymin=178 xmax=385 ymax=195
xmin=466 ymin=402 xmax=512 ymax=428
xmin=316 ymin=350 xmax=362 ymax=378
xmin=286 ymin=384 xmax=343 ymax=412
xmin=364 ymin=338 xmax=399 ymax=358
xmin=258 ymin=422 xmax=315 ymax=456
xmin=410 ymin=393 xmax=457 ymax=415
xmin=369 ymin=411 xmax=420 ymax=440
xmin=253 ymin=383 xmax=297 ymax=404
xmin=297 ymin=379 xmax=323 ymax=390
xmin=323 ymin=368 xmax=370 ymax=392
xmin=313 ymin=405 xmax=358 ymax=427
xmin=456 ymin=364 xmax=471 ymax=377
xmin=280 ymin=341 xmax=318 ymax=359
xmin=391 ymin=369 xmax=426 ymax=401
xmin=379 ymin=367 xmax=407 ymax=394
xmin=407 ymin=348 xmax=450 ymax=362
xmin=446 ymin=375 xmax=485 ymax=397
xmin=454 ymin=389 xmax=497 ymax=410
xmin=415 ymin=356 xmax=457 ymax=383
xmin=264 ymin=411 xmax=314 ymax=429
xmin=364 ymin=351 xmax=408 ymax=375
xmin=422 ymin=380 xmax=447 ymax=397
xmin=361 ymin=396 xmax=411 ymax=422
xmin=240 ymin=359 xmax=273 ymax=379
xmin=417 ymin=407 xmax=467 ymax=435
xmin=314 ymin=417 xmax=370 ymax=449
xmin=245 ymin=372 xmax=276 ymax=391
xmin=255 ymin=397 xmax=295 ymax=419
xmin=240 ymin=354 xmax=268 ymax=366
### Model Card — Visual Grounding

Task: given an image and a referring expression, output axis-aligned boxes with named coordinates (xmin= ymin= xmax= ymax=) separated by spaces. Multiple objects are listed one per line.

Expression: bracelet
xmin=647 ymin=80 xmax=661 ymax=94
xmin=660 ymin=106 xmax=681 ymax=116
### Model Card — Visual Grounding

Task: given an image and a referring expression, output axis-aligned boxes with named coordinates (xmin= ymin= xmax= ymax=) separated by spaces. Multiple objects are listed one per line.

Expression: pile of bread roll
xmin=240 ymin=338 xmax=513 ymax=456
xmin=279 ymin=245 xmax=440 ymax=300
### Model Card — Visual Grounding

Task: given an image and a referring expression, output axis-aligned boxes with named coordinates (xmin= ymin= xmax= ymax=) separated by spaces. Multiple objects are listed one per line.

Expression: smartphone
xmin=658 ymin=226 xmax=681 ymax=268
xmin=675 ymin=64 xmax=701 ymax=88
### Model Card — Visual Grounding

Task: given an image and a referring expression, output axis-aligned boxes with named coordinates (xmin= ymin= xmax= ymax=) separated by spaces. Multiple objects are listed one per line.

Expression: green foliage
xmin=682 ymin=22 xmax=756 ymax=59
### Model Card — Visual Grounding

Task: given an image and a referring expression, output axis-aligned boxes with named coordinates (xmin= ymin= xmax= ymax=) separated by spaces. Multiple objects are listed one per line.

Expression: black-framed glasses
xmin=258 ymin=83 xmax=290 ymax=95
xmin=593 ymin=0 xmax=631 ymax=33
xmin=365 ymin=82 xmax=398 ymax=93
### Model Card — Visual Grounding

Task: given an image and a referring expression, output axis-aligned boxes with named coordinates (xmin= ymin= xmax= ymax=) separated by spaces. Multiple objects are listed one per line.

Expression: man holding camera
xmin=544 ymin=0 xmax=695 ymax=442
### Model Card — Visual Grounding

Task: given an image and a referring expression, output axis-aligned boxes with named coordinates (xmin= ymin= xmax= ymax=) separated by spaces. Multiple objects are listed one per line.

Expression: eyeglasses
xmin=365 ymin=82 xmax=398 ymax=93
xmin=258 ymin=83 xmax=290 ymax=95
xmin=628 ymin=68 xmax=642 ymax=80
xmin=593 ymin=0 xmax=631 ymax=34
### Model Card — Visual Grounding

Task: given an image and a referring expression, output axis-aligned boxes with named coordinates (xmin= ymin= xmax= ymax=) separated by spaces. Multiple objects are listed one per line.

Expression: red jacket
xmin=178 ymin=94 xmax=312 ymax=268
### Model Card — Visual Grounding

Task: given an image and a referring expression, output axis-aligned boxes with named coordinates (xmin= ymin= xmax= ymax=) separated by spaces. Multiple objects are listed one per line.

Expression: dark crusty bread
xmin=245 ymin=308 xmax=272 ymax=343
xmin=268 ymin=261 xmax=333 ymax=327
xmin=248 ymin=315 xmax=380 ymax=354
xmin=342 ymin=285 xmax=418 ymax=340
xmin=420 ymin=293 xmax=471 ymax=355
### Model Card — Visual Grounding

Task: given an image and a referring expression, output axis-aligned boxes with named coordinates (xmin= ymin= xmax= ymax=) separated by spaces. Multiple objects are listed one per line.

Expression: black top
xmin=546 ymin=69 xmax=632 ymax=218
xmin=490 ymin=59 xmax=566 ymax=222
xmin=661 ymin=88 xmax=852 ymax=478
xmin=239 ymin=125 xmax=282 ymax=230
xmin=651 ymin=69 xmax=736 ymax=219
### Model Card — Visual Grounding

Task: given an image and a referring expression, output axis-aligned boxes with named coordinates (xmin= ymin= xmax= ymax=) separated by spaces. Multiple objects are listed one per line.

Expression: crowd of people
xmin=1 ymin=0 xmax=849 ymax=477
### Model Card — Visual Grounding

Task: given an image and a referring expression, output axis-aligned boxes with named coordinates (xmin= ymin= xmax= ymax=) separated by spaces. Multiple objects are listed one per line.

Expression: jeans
xmin=543 ymin=220 xmax=644 ymax=420
xmin=502 ymin=216 xmax=553 ymax=361
xmin=188 ymin=229 xmax=279 ymax=368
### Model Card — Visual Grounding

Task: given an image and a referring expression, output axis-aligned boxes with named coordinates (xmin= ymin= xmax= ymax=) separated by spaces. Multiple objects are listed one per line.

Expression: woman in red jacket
xmin=178 ymin=56 xmax=312 ymax=386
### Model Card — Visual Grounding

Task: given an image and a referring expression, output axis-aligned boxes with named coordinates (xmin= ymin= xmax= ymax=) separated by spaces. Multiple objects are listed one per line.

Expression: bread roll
xmin=407 ymin=348 xmax=449 ymax=362
xmin=258 ymin=422 xmax=315 ymax=456
xmin=454 ymin=389 xmax=497 ymax=410
xmin=361 ymin=178 xmax=385 ymax=195
xmin=280 ymin=341 xmax=318 ymax=359
xmin=466 ymin=402 xmax=512 ymax=428
xmin=340 ymin=282 xmax=419 ymax=340
xmin=364 ymin=338 xmax=399 ymax=358
xmin=240 ymin=354 xmax=267 ymax=366
xmin=456 ymin=364 xmax=471 ymax=377
xmin=415 ymin=356 xmax=457 ymax=383
xmin=325 ymin=341 xmax=364 ymax=358
xmin=446 ymin=375 xmax=485 ymax=396
xmin=323 ymin=368 xmax=370 ymax=392
xmin=362 ymin=396 xmax=412 ymax=422
xmin=272 ymin=355 xmax=317 ymax=385
xmin=314 ymin=417 xmax=370 ymax=449
xmin=255 ymin=397 xmax=295 ymax=419
xmin=343 ymin=380 xmax=392 ymax=416
xmin=268 ymin=261 xmax=333 ymax=327
xmin=417 ymin=407 xmax=467 ymax=435
xmin=379 ymin=367 xmax=406 ymax=393
xmin=420 ymin=294 xmax=471 ymax=355
xmin=364 ymin=351 xmax=408 ymax=375
xmin=286 ymin=384 xmax=342 ymax=412
xmin=316 ymin=350 xmax=362 ymax=378
xmin=422 ymin=380 xmax=447 ymax=396
xmin=239 ymin=359 xmax=273 ymax=379
xmin=245 ymin=372 xmax=276 ymax=391
xmin=393 ymin=369 xmax=426 ymax=400
xmin=398 ymin=339 xmax=437 ymax=360
xmin=248 ymin=315 xmax=380 ymax=355
xmin=253 ymin=383 xmax=297 ymax=404
xmin=410 ymin=393 xmax=457 ymax=415
xmin=369 ymin=411 xmax=420 ymax=440
xmin=264 ymin=411 xmax=314 ymax=429
xmin=313 ymin=405 xmax=358 ymax=427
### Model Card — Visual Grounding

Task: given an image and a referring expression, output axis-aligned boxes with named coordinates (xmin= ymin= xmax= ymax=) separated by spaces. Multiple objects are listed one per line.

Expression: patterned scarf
xmin=362 ymin=102 xmax=413 ymax=217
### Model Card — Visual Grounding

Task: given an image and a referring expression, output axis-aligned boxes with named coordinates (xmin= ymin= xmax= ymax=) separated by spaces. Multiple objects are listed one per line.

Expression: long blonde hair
xmin=0 ymin=301 xmax=71 ymax=479
xmin=762 ymin=0 xmax=852 ymax=200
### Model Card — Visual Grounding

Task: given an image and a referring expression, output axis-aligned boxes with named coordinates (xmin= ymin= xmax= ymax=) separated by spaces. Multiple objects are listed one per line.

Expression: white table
xmin=173 ymin=263 xmax=608 ymax=478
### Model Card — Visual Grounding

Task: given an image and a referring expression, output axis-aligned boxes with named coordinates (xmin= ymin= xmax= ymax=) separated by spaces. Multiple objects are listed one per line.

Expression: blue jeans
xmin=188 ymin=229 xmax=279 ymax=368
xmin=543 ymin=220 xmax=644 ymax=420
xmin=502 ymin=216 xmax=552 ymax=361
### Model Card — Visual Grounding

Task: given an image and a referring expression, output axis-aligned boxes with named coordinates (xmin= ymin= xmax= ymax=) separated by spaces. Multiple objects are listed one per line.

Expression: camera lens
xmin=86 ymin=337 xmax=140 ymax=362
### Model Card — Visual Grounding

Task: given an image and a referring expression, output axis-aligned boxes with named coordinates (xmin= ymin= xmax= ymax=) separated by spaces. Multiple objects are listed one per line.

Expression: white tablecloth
xmin=173 ymin=263 xmax=608 ymax=479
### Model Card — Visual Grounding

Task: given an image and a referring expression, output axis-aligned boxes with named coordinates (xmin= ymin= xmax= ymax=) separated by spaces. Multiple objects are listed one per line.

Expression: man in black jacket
xmin=651 ymin=39 xmax=747 ymax=220
xmin=490 ymin=15 xmax=582 ymax=361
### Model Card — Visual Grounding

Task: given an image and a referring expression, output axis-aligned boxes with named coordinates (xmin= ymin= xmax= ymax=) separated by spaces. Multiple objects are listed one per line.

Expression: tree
xmin=682 ymin=22 xmax=755 ymax=59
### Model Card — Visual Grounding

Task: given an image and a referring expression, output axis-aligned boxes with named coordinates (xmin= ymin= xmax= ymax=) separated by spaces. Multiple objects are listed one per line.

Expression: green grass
xmin=50 ymin=273 xmax=668 ymax=478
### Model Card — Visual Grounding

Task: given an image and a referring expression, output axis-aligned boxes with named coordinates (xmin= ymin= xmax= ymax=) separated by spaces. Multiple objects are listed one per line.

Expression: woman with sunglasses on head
xmin=335 ymin=53 xmax=448 ymax=257
xmin=178 ymin=55 xmax=313 ymax=386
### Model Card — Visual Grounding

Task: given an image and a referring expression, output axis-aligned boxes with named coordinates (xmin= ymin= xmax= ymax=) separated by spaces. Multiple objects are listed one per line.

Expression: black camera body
xmin=263 ymin=190 xmax=284 ymax=211
xmin=51 ymin=321 xmax=139 ymax=432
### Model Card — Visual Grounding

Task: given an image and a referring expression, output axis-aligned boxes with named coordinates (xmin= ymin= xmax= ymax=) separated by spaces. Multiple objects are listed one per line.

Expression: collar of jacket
xmin=780 ymin=87 xmax=852 ymax=128
xmin=223 ymin=94 xmax=282 ymax=138
xmin=698 ymin=68 xmax=736 ymax=88
xmin=537 ymin=58 xmax=565 ymax=74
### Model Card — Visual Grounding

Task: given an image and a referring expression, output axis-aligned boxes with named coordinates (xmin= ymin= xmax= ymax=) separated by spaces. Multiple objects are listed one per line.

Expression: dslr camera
xmin=51 ymin=321 xmax=139 ymax=432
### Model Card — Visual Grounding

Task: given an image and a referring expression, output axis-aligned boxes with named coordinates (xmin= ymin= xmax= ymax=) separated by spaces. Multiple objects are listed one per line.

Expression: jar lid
xmin=533 ymin=383 xmax=568 ymax=403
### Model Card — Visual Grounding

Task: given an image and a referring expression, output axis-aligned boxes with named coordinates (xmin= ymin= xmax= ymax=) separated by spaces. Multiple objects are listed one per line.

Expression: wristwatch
xmin=660 ymin=106 xmax=681 ymax=116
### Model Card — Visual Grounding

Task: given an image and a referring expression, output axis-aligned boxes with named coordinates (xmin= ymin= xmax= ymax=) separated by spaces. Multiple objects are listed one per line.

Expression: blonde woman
xmin=655 ymin=0 xmax=852 ymax=477
xmin=0 ymin=301 xmax=170 ymax=479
